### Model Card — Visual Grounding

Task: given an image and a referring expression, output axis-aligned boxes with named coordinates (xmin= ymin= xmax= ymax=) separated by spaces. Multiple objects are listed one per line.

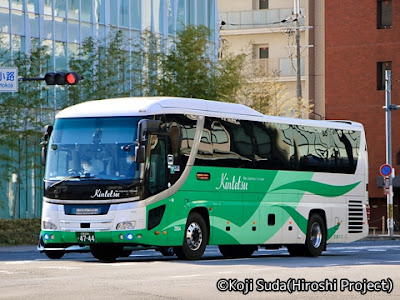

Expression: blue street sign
xmin=0 ymin=67 xmax=18 ymax=92
xmin=380 ymin=164 xmax=392 ymax=177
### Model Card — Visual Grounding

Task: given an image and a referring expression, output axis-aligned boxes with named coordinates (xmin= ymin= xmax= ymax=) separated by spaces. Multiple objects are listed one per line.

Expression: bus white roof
xmin=56 ymin=97 xmax=364 ymax=131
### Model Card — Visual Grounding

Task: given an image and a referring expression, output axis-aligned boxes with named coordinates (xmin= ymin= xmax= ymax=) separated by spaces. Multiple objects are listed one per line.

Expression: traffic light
xmin=44 ymin=72 xmax=83 ymax=85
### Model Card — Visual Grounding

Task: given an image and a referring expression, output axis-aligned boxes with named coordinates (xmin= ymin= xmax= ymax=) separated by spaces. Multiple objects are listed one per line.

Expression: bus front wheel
xmin=174 ymin=212 xmax=208 ymax=260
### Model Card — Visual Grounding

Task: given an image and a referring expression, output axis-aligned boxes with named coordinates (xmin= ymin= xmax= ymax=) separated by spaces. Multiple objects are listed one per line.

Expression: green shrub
xmin=0 ymin=219 xmax=41 ymax=246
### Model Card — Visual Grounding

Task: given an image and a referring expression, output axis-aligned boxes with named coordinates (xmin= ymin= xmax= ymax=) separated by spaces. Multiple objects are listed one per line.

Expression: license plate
xmin=77 ymin=232 xmax=95 ymax=243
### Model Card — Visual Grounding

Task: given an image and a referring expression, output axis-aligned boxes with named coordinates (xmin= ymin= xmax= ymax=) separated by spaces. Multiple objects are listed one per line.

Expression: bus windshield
xmin=45 ymin=117 xmax=142 ymax=181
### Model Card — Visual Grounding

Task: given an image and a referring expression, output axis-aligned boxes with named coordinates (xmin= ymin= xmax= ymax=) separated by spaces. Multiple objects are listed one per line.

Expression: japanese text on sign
xmin=0 ymin=67 xmax=18 ymax=92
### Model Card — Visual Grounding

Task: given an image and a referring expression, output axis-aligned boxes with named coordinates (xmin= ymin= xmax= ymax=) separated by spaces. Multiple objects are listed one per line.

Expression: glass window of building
xmin=131 ymin=0 xmax=140 ymax=29
xmin=259 ymin=46 xmax=269 ymax=59
xmin=377 ymin=0 xmax=392 ymax=29
xmin=197 ymin=0 xmax=206 ymax=25
xmin=81 ymin=0 xmax=92 ymax=22
xmin=43 ymin=15 xmax=53 ymax=39
xmin=120 ymin=0 xmax=129 ymax=27
xmin=81 ymin=22 xmax=91 ymax=41
xmin=43 ymin=0 xmax=53 ymax=15
xmin=68 ymin=19 xmax=79 ymax=43
xmin=142 ymin=0 xmax=151 ymax=30
xmin=110 ymin=1 xmax=117 ymax=25
xmin=68 ymin=0 xmax=79 ymax=20
xmin=377 ymin=61 xmax=392 ymax=90
xmin=27 ymin=0 xmax=39 ymax=13
xmin=11 ymin=9 xmax=24 ymax=35
xmin=95 ymin=0 xmax=105 ymax=24
xmin=55 ymin=17 xmax=67 ymax=41
xmin=259 ymin=0 xmax=269 ymax=9
xmin=0 ymin=0 xmax=9 ymax=9
xmin=11 ymin=0 xmax=24 ymax=10
xmin=54 ymin=0 xmax=66 ymax=18
xmin=55 ymin=41 xmax=67 ymax=69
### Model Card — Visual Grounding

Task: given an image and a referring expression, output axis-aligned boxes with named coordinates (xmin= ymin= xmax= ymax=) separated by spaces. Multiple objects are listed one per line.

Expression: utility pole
xmin=294 ymin=0 xmax=302 ymax=102
xmin=383 ymin=70 xmax=397 ymax=236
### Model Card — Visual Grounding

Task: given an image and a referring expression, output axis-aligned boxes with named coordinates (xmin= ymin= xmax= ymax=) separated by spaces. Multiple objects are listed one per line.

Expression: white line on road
xmin=5 ymin=261 xmax=35 ymax=265
xmin=170 ymin=274 xmax=204 ymax=278
xmin=40 ymin=266 xmax=83 ymax=270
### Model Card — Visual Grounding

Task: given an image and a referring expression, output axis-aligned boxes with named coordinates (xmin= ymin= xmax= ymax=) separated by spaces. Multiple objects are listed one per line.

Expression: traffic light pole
xmin=19 ymin=77 xmax=44 ymax=82
xmin=383 ymin=70 xmax=396 ymax=236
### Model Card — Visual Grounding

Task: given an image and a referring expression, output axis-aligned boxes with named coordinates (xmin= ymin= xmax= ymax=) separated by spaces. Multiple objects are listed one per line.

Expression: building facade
xmin=218 ymin=0 xmax=311 ymax=117
xmin=323 ymin=0 xmax=400 ymax=231
xmin=0 ymin=0 xmax=219 ymax=219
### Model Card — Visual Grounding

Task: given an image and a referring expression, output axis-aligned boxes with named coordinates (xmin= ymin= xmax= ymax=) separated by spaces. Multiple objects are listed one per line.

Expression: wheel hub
xmin=186 ymin=222 xmax=203 ymax=251
xmin=310 ymin=222 xmax=322 ymax=248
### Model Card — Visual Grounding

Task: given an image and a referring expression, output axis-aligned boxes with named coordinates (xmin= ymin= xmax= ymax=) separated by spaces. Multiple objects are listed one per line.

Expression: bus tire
xmin=90 ymin=245 xmax=122 ymax=262
xmin=44 ymin=250 xmax=65 ymax=259
xmin=219 ymin=245 xmax=256 ymax=258
xmin=174 ymin=212 xmax=208 ymax=260
xmin=305 ymin=213 xmax=326 ymax=257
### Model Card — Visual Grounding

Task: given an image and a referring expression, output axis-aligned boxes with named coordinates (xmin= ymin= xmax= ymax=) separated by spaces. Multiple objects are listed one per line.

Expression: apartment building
xmin=218 ymin=0 xmax=313 ymax=117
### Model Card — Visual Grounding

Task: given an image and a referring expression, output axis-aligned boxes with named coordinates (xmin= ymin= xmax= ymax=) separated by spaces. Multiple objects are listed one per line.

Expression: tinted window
xmin=169 ymin=115 xmax=361 ymax=174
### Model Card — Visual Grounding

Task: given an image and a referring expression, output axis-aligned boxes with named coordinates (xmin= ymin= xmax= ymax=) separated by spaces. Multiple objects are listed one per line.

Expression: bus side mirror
xmin=137 ymin=119 xmax=161 ymax=144
xmin=135 ymin=145 xmax=146 ymax=164
xmin=40 ymin=125 xmax=53 ymax=166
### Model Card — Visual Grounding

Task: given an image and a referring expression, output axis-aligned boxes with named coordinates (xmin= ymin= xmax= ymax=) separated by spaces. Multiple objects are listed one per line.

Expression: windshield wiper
xmin=49 ymin=175 xmax=83 ymax=189
xmin=49 ymin=174 xmax=121 ymax=189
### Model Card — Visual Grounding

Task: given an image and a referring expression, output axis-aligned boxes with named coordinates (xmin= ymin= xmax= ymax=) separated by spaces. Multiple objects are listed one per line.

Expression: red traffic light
xmin=44 ymin=72 xmax=83 ymax=85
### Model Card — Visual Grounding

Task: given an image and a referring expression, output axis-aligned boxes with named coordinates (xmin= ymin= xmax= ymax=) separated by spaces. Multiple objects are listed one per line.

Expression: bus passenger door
xmin=147 ymin=135 xmax=168 ymax=196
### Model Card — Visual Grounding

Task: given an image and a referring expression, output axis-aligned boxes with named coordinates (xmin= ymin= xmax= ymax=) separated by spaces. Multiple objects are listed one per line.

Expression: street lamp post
xmin=383 ymin=70 xmax=397 ymax=236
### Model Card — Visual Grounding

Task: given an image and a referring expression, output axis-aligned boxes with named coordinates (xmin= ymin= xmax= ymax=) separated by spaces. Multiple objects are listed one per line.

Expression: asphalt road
xmin=0 ymin=238 xmax=399 ymax=299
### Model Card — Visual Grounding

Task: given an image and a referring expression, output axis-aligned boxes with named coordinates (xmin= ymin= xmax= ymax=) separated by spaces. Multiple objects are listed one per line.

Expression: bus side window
xmin=330 ymin=129 xmax=360 ymax=174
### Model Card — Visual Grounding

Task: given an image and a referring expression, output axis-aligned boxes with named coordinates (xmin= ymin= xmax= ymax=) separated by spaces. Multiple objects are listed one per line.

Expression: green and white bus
xmin=39 ymin=97 xmax=369 ymax=261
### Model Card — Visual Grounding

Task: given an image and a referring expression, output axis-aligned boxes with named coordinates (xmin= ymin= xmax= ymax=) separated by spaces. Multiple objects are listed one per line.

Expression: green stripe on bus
xmin=270 ymin=180 xmax=361 ymax=197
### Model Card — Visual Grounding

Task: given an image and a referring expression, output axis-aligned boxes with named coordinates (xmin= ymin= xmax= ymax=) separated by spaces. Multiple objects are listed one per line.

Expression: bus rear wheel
xmin=90 ymin=245 xmax=122 ymax=262
xmin=219 ymin=245 xmax=256 ymax=258
xmin=287 ymin=213 xmax=326 ymax=257
xmin=174 ymin=212 xmax=208 ymax=260
xmin=305 ymin=213 xmax=326 ymax=257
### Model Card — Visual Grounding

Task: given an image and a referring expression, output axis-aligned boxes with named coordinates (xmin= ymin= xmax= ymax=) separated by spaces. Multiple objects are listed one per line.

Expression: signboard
xmin=0 ymin=67 xmax=18 ymax=92
xmin=379 ymin=164 xmax=393 ymax=177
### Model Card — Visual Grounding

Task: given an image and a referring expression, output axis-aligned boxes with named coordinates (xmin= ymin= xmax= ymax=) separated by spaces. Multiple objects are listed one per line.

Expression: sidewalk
xmin=363 ymin=233 xmax=400 ymax=240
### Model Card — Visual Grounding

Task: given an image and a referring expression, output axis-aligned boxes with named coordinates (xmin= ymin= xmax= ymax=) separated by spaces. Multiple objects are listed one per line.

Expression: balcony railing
xmin=247 ymin=58 xmax=304 ymax=77
xmin=219 ymin=8 xmax=305 ymax=31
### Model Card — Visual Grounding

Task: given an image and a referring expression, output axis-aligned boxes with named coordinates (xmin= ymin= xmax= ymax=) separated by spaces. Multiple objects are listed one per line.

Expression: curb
xmin=363 ymin=235 xmax=400 ymax=241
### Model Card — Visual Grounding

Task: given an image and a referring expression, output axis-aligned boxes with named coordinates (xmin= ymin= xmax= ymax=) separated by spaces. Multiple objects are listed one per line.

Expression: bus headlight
xmin=43 ymin=221 xmax=57 ymax=230
xmin=116 ymin=221 xmax=136 ymax=230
